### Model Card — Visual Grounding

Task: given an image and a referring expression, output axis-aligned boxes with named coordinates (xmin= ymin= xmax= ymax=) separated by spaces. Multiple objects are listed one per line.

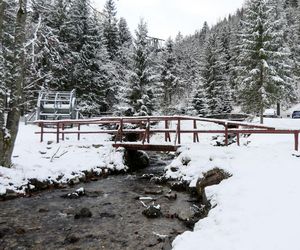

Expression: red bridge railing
xmin=34 ymin=116 xmax=300 ymax=151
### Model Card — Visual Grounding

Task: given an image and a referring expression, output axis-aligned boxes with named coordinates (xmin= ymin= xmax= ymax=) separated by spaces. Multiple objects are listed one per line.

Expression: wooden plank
xmin=112 ymin=143 xmax=180 ymax=152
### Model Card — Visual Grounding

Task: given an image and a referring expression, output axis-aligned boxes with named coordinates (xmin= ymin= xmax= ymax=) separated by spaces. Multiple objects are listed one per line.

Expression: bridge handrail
xmin=34 ymin=115 xmax=299 ymax=151
xmin=34 ymin=115 xmax=276 ymax=130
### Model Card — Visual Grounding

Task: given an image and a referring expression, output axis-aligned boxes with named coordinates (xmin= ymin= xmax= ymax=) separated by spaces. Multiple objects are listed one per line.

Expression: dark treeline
xmin=2 ymin=0 xmax=300 ymax=117
xmin=1 ymin=0 xmax=300 ymax=166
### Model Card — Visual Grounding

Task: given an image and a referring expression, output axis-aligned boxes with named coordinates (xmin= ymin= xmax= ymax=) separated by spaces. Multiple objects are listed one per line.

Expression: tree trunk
xmin=0 ymin=0 xmax=27 ymax=167
xmin=260 ymin=106 xmax=264 ymax=124
xmin=0 ymin=0 xmax=6 ymax=166
xmin=276 ymin=102 xmax=281 ymax=117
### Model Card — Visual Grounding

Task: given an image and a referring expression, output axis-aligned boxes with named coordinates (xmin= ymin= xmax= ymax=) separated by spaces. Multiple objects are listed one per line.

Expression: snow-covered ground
xmin=0 ymin=122 xmax=126 ymax=195
xmin=1 ymin=117 xmax=300 ymax=249
xmin=164 ymin=118 xmax=300 ymax=250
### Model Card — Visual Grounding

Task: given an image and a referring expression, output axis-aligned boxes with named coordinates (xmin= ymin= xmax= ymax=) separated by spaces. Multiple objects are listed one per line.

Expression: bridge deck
xmin=113 ymin=143 xmax=180 ymax=152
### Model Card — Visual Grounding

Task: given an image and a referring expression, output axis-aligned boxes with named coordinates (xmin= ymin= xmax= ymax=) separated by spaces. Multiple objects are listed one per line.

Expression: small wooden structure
xmin=34 ymin=116 xmax=300 ymax=152
xmin=36 ymin=89 xmax=78 ymax=120
xmin=147 ymin=36 xmax=165 ymax=51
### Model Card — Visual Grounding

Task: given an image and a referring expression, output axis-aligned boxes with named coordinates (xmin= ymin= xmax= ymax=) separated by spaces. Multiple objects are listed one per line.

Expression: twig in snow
xmin=50 ymin=146 xmax=61 ymax=162
xmin=55 ymin=150 xmax=68 ymax=159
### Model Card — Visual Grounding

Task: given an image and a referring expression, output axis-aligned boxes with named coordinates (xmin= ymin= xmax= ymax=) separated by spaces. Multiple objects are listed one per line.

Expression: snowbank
xmin=166 ymin=118 xmax=300 ymax=250
xmin=0 ymin=123 xmax=126 ymax=195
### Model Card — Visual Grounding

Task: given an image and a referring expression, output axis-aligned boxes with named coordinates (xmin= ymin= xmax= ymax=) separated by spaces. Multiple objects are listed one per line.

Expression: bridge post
xmin=236 ymin=126 xmax=240 ymax=146
xmin=62 ymin=123 xmax=65 ymax=141
xmin=120 ymin=118 xmax=123 ymax=142
xmin=165 ymin=120 xmax=168 ymax=142
xmin=165 ymin=120 xmax=171 ymax=142
xmin=294 ymin=131 xmax=299 ymax=151
xmin=193 ymin=119 xmax=199 ymax=143
xmin=77 ymin=124 xmax=81 ymax=141
xmin=225 ymin=124 xmax=228 ymax=146
xmin=40 ymin=122 xmax=44 ymax=142
xmin=177 ymin=118 xmax=181 ymax=144
xmin=236 ymin=133 xmax=240 ymax=146
xmin=56 ymin=122 xmax=60 ymax=143
xmin=147 ymin=118 xmax=150 ymax=143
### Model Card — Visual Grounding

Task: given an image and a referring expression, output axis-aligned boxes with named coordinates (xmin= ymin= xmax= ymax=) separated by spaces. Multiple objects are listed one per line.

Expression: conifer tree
xmin=127 ymin=19 xmax=154 ymax=116
xmin=118 ymin=17 xmax=132 ymax=47
xmin=238 ymin=0 xmax=296 ymax=123
xmin=201 ymin=32 xmax=232 ymax=115
xmin=192 ymin=84 xmax=207 ymax=116
xmin=160 ymin=38 xmax=179 ymax=111
xmin=116 ymin=17 xmax=133 ymax=105
xmin=103 ymin=0 xmax=120 ymax=60
xmin=63 ymin=0 xmax=116 ymax=114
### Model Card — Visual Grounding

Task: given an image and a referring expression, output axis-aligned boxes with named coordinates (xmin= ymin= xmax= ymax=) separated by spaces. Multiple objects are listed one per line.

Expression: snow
xmin=1 ymin=117 xmax=300 ymax=249
xmin=263 ymin=108 xmax=276 ymax=116
xmin=0 ymin=122 xmax=126 ymax=195
xmin=282 ymin=103 xmax=300 ymax=117
xmin=164 ymin=118 xmax=300 ymax=250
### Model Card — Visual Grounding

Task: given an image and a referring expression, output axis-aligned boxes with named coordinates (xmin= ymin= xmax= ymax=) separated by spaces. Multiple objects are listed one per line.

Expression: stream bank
xmin=0 ymin=153 xmax=207 ymax=250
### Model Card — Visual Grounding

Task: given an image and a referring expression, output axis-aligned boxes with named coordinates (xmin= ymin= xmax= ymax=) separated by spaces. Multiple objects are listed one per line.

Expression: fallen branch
xmin=50 ymin=146 xmax=61 ymax=162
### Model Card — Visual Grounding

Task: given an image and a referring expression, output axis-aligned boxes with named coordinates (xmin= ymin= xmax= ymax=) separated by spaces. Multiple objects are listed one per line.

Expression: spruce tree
xmin=116 ymin=17 xmax=133 ymax=106
xmin=127 ymin=19 xmax=154 ymax=116
xmin=160 ymin=38 xmax=179 ymax=111
xmin=118 ymin=17 xmax=132 ymax=47
xmin=103 ymin=0 xmax=120 ymax=60
xmin=238 ymin=0 xmax=296 ymax=123
xmin=192 ymin=84 xmax=207 ymax=116
xmin=201 ymin=32 xmax=232 ymax=115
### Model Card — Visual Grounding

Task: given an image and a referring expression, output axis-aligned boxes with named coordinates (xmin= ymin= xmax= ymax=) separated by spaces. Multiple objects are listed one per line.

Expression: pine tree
xmin=238 ymin=0 xmax=296 ymax=123
xmin=270 ymin=0 xmax=297 ymax=107
xmin=116 ymin=17 xmax=133 ymax=106
xmin=201 ymin=32 xmax=232 ymax=115
xmin=294 ymin=7 xmax=300 ymax=92
xmin=61 ymin=0 xmax=117 ymax=114
xmin=118 ymin=17 xmax=132 ymax=47
xmin=159 ymin=38 xmax=179 ymax=111
xmin=173 ymin=36 xmax=200 ymax=111
xmin=24 ymin=0 xmax=63 ymax=112
xmin=79 ymin=13 xmax=115 ymax=114
xmin=127 ymin=19 xmax=154 ymax=116
xmin=103 ymin=0 xmax=120 ymax=60
xmin=192 ymin=83 xmax=207 ymax=116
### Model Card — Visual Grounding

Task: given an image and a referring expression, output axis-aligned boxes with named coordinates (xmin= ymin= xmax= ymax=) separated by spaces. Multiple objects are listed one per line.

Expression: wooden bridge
xmin=34 ymin=115 xmax=300 ymax=151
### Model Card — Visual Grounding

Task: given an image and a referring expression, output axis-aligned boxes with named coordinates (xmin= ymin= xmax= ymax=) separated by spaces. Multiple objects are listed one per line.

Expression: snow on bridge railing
xmin=33 ymin=116 xmax=299 ymax=151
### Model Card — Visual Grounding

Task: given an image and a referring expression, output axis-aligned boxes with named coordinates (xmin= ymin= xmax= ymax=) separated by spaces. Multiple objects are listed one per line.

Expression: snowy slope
xmin=0 ymin=122 xmax=126 ymax=195
xmin=167 ymin=118 xmax=300 ymax=250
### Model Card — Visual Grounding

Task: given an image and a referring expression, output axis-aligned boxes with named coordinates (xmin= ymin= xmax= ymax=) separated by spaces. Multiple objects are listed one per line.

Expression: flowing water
xmin=0 ymin=153 xmax=198 ymax=250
